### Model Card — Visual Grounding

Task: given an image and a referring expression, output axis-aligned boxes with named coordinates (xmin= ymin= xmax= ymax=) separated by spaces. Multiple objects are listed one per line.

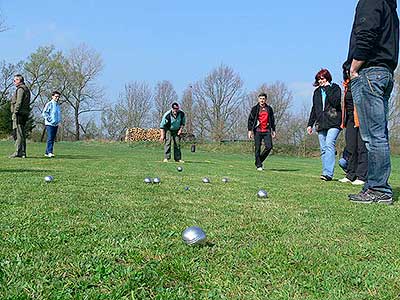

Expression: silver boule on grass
xmin=182 ymin=226 xmax=207 ymax=245
xmin=222 ymin=177 xmax=229 ymax=183
xmin=257 ymin=189 xmax=268 ymax=198
xmin=153 ymin=177 xmax=161 ymax=184
xmin=202 ymin=177 xmax=210 ymax=183
xmin=44 ymin=175 xmax=54 ymax=183
xmin=177 ymin=166 xmax=183 ymax=172
xmin=144 ymin=177 xmax=152 ymax=184
xmin=184 ymin=186 xmax=190 ymax=191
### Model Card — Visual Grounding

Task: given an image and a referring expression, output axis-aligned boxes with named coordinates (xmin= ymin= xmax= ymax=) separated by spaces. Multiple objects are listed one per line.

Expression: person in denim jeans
xmin=307 ymin=69 xmax=342 ymax=181
xmin=42 ymin=91 xmax=62 ymax=158
xmin=343 ymin=0 xmax=398 ymax=204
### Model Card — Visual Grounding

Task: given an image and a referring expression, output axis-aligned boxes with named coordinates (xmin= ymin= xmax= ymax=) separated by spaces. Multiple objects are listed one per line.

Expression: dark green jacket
xmin=11 ymin=83 xmax=31 ymax=128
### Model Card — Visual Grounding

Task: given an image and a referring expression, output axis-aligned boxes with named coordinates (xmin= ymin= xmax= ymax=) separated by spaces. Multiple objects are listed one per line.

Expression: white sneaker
xmin=45 ymin=153 xmax=54 ymax=158
xmin=163 ymin=159 xmax=169 ymax=163
xmin=352 ymin=179 xmax=365 ymax=185
xmin=257 ymin=167 xmax=263 ymax=171
xmin=339 ymin=177 xmax=352 ymax=183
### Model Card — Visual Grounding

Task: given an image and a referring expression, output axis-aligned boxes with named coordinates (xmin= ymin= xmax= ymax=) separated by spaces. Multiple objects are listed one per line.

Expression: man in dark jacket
xmin=247 ymin=93 xmax=276 ymax=171
xmin=343 ymin=0 xmax=399 ymax=204
xmin=9 ymin=74 xmax=31 ymax=158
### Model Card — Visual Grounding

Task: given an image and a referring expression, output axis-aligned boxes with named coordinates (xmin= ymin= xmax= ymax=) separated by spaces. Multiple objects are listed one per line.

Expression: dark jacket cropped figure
xmin=344 ymin=0 xmax=399 ymax=204
xmin=307 ymin=69 xmax=342 ymax=181
xmin=247 ymin=93 xmax=276 ymax=171
xmin=339 ymin=80 xmax=368 ymax=185
xmin=9 ymin=74 xmax=31 ymax=158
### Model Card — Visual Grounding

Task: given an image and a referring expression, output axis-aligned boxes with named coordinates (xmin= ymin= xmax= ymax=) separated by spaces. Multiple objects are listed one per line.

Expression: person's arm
xmin=326 ymin=84 xmax=342 ymax=108
xmin=351 ymin=0 xmax=381 ymax=78
xmin=178 ymin=112 xmax=185 ymax=136
xmin=159 ymin=128 xmax=165 ymax=142
xmin=14 ymin=88 xmax=24 ymax=113
xmin=247 ymin=107 xmax=255 ymax=139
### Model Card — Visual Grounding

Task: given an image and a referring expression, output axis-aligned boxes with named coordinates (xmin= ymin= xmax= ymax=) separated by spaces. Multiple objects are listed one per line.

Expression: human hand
xmin=248 ymin=131 xmax=253 ymax=139
xmin=307 ymin=126 xmax=313 ymax=135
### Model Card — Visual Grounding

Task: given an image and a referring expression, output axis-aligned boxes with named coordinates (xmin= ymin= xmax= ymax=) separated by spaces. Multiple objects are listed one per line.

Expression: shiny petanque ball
xmin=182 ymin=226 xmax=207 ymax=245
xmin=202 ymin=177 xmax=210 ymax=183
xmin=257 ymin=189 xmax=268 ymax=198
xmin=44 ymin=175 xmax=54 ymax=183
xmin=184 ymin=186 xmax=190 ymax=191
xmin=144 ymin=177 xmax=152 ymax=184
xmin=177 ymin=166 xmax=183 ymax=172
xmin=153 ymin=177 xmax=161 ymax=184
xmin=222 ymin=177 xmax=229 ymax=183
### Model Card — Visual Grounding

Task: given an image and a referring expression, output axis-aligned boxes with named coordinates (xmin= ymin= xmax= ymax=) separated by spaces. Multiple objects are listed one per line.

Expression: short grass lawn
xmin=0 ymin=141 xmax=399 ymax=299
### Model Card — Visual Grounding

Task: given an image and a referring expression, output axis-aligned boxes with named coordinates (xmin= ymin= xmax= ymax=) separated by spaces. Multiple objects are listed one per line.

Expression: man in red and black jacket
xmin=247 ymin=93 xmax=276 ymax=171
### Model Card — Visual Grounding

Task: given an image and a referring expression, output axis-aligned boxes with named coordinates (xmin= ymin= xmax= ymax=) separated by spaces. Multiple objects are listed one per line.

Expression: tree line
xmin=1 ymin=44 xmax=400 ymax=155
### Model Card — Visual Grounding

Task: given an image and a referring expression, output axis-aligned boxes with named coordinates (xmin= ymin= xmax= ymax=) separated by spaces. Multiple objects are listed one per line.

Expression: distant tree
xmin=0 ymin=12 xmax=8 ymax=32
xmin=62 ymin=44 xmax=104 ymax=141
xmin=192 ymin=64 xmax=245 ymax=141
xmin=154 ymin=80 xmax=177 ymax=126
xmin=102 ymin=81 xmax=152 ymax=140
xmin=389 ymin=69 xmax=400 ymax=144
xmin=181 ymin=85 xmax=194 ymax=134
xmin=0 ymin=61 xmax=24 ymax=136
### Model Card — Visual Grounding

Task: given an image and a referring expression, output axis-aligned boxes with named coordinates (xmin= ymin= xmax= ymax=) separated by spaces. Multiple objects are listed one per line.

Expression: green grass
xmin=0 ymin=141 xmax=399 ymax=299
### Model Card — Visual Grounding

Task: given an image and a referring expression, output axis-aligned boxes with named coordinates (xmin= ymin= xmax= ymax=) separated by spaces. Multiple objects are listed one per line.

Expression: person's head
xmin=13 ymin=74 xmax=24 ymax=86
xmin=314 ymin=69 xmax=332 ymax=87
xmin=171 ymin=102 xmax=180 ymax=114
xmin=52 ymin=91 xmax=61 ymax=101
xmin=258 ymin=93 xmax=267 ymax=106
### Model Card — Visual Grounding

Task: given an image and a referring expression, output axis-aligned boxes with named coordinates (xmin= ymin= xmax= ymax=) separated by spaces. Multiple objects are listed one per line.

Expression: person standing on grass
xmin=42 ymin=91 xmax=62 ymax=158
xmin=307 ymin=69 xmax=342 ymax=181
xmin=247 ymin=93 xmax=276 ymax=171
xmin=9 ymin=74 xmax=31 ymax=158
xmin=160 ymin=102 xmax=186 ymax=163
xmin=338 ymin=79 xmax=368 ymax=186
xmin=344 ymin=0 xmax=398 ymax=204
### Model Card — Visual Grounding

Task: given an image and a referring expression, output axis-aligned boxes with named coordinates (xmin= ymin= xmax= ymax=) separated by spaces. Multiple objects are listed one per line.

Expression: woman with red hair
xmin=307 ymin=69 xmax=342 ymax=181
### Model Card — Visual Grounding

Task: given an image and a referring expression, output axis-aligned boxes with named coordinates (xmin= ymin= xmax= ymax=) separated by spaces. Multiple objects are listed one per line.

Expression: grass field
xmin=0 ymin=141 xmax=399 ymax=299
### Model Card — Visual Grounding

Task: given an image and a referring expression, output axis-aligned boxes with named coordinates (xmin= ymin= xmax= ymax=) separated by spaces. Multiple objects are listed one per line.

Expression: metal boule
xmin=182 ymin=226 xmax=207 ymax=245
xmin=202 ymin=177 xmax=210 ymax=183
xmin=44 ymin=175 xmax=54 ymax=183
xmin=177 ymin=166 xmax=183 ymax=172
xmin=257 ymin=189 xmax=268 ymax=198
xmin=144 ymin=177 xmax=152 ymax=184
xmin=153 ymin=177 xmax=161 ymax=184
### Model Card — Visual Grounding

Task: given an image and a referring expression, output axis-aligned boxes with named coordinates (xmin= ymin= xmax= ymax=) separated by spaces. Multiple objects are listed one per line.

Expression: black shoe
xmin=320 ymin=175 xmax=332 ymax=181
xmin=349 ymin=189 xmax=393 ymax=205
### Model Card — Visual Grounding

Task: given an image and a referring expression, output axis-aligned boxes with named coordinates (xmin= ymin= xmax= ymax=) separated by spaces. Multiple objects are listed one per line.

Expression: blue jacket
xmin=160 ymin=110 xmax=185 ymax=131
xmin=42 ymin=100 xmax=61 ymax=126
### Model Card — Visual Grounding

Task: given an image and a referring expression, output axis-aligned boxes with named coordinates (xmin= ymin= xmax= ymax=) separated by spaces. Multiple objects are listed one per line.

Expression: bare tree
xmin=192 ymin=64 xmax=245 ymax=141
xmin=181 ymin=85 xmax=193 ymax=134
xmin=389 ymin=69 xmax=400 ymax=144
xmin=63 ymin=44 xmax=104 ymax=141
xmin=0 ymin=12 xmax=8 ymax=32
xmin=102 ymin=81 xmax=152 ymax=139
xmin=0 ymin=60 xmax=23 ymax=103
xmin=154 ymin=80 xmax=177 ymax=126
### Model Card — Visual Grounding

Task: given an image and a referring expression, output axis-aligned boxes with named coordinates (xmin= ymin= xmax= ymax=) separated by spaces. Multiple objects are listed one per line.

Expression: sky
xmin=1 ymin=0 xmax=362 ymax=112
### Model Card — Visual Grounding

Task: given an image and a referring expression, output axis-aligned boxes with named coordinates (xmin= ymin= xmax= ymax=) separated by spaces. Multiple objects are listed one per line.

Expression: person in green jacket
xmin=9 ymin=74 xmax=31 ymax=158
xmin=159 ymin=102 xmax=186 ymax=163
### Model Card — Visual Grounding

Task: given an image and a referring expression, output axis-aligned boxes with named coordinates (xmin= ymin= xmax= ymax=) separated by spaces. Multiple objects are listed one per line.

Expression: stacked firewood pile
xmin=125 ymin=128 xmax=160 ymax=142
xmin=125 ymin=128 xmax=196 ymax=142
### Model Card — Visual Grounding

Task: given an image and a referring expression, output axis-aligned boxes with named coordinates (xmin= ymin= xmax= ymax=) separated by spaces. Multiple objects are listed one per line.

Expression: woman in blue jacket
xmin=42 ymin=91 xmax=62 ymax=157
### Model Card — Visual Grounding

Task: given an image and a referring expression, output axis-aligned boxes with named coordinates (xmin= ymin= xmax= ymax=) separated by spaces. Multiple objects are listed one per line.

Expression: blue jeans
xmin=45 ymin=125 xmax=58 ymax=154
xmin=318 ymin=128 xmax=340 ymax=178
xmin=351 ymin=67 xmax=394 ymax=196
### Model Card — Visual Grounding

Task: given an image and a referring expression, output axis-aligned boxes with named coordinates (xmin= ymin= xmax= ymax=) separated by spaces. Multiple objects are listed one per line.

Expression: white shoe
xmin=352 ymin=179 xmax=365 ymax=185
xmin=257 ymin=167 xmax=263 ymax=171
xmin=339 ymin=177 xmax=352 ymax=183
xmin=45 ymin=153 xmax=54 ymax=158
xmin=176 ymin=160 xmax=185 ymax=163
xmin=163 ymin=159 xmax=169 ymax=163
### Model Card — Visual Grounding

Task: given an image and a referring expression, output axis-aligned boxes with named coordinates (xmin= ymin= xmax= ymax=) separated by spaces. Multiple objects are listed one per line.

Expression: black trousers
xmin=254 ymin=131 xmax=273 ymax=168
xmin=345 ymin=115 xmax=368 ymax=181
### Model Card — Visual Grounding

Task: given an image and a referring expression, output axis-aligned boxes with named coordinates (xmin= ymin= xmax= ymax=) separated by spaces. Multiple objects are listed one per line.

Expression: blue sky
xmin=1 ymin=0 xmax=361 ymax=111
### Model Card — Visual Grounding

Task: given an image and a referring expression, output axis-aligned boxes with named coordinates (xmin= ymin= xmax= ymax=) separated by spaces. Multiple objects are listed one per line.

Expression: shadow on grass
xmin=0 ymin=169 xmax=52 ymax=173
xmin=270 ymin=168 xmax=300 ymax=172
xmin=55 ymin=155 xmax=102 ymax=160
xmin=393 ymin=186 xmax=400 ymax=202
